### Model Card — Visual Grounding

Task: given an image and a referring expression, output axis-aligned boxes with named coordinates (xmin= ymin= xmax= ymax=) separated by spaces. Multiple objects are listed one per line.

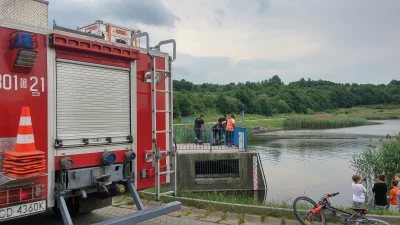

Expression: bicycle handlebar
xmin=327 ymin=192 xmax=340 ymax=198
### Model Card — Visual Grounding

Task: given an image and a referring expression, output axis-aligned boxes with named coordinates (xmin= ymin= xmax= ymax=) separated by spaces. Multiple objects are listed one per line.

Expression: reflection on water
xmin=249 ymin=120 xmax=400 ymax=207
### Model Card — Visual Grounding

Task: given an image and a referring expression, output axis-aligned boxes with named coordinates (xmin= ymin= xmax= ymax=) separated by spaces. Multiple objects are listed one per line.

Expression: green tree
xmin=178 ymin=94 xmax=194 ymax=116
xmin=255 ymin=98 xmax=273 ymax=116
xmin=215 ymin=94 xmax=229 ymax=113
xmin=276 ymin=100 xmax=292 ymax=113
xmin=171 ymin=77 xmax=400 ymax=117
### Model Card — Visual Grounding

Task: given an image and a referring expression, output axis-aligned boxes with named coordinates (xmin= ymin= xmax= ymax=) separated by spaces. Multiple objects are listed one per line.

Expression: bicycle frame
xmin=309 ymin=193 xmax=369 ymax=224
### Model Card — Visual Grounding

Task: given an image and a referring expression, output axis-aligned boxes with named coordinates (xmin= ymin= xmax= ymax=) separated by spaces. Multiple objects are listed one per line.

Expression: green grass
xmin=283 ymin=116 xmax=368 ymax=130
xmin=236 ymin=118 xmax=285 ymax=128
xmin=174 ymin=105 xmax=400 ymax=125
xmin=362 ymin=115 xmax=400 ymax=120
xmin=172 ymin=105 xmax=400 ymax=140
xmin=174 ymin=113 xmax=269 ymax=124
xmin=335 ymin=105 xmax=400 ymax=120
xmin=173 ymin=124 xmax=214 ymax=144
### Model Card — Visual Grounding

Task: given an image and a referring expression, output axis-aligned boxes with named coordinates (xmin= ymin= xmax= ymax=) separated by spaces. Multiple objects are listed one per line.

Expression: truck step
xmin=156 ymin=69 xmax=171 ymax=74
xmin=159 ymin=170 xmax=175 ymax=175
xmin=155 ymin=90 xmax=171 ymax=93
xmin=155 ymin=130 xmax=172 ymax=133
xmin=159 ymin=191 xmax=175 ymax=197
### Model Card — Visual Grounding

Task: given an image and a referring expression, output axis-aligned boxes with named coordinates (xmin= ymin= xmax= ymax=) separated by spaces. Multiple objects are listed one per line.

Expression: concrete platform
xmin=176 ymin=146 xmax=266 ymax=194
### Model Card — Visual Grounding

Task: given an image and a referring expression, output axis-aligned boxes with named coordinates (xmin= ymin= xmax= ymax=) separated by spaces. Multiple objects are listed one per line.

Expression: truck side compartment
xmin=0 ymin=0 xmax=180 ymax=224
xmin=0 ymin=24 xmax=49 ymax=219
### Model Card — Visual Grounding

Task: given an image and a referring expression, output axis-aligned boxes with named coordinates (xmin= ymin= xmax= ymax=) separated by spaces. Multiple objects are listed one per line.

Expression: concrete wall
xmin=176 ymin=151 xmax=265 ymax=193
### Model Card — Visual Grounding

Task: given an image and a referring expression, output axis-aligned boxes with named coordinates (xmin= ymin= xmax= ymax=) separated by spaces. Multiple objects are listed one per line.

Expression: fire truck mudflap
xmin=0 ymin=0 xmax=181 ymax=224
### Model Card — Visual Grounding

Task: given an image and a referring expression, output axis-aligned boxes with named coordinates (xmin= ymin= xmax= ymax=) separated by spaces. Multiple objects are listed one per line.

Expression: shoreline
xmin=251 ymin=134 xmax=359 ymax=141
xmin=133 ymin=191 xmax=400 ymax=224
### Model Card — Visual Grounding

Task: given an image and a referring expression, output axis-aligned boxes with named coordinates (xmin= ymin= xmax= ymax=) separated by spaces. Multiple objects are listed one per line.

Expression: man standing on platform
xmin=193 ymin=115 xmax=205 ymax=145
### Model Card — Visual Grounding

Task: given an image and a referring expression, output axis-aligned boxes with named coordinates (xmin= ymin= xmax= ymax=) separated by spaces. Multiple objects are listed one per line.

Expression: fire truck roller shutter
xmin=56 ymin=59 xmax=131 ymax=148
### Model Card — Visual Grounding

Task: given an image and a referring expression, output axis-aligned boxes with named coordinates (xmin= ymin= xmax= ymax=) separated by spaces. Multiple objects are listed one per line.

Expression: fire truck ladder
xmin=150 ymin=39 xmax=177 ymax=201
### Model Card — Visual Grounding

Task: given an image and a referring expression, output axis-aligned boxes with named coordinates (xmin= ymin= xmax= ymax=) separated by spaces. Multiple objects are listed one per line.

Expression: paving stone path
xmin=4 ymin=196 xmax=300 ymax=225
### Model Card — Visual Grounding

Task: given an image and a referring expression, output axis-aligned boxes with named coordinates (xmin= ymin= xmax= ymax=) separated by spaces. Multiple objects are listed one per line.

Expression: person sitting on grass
xmin=352 ymin=174 xmax=367 ymax=209
xmin=372 ymin=174 xmax=388 ymax=210
xmin=389 ymin=180 xmax=399 ymax=211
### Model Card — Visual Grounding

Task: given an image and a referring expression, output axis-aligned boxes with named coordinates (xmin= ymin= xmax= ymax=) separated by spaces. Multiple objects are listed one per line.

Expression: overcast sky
xmin=48 ymin=0 xmax=400 ymax=85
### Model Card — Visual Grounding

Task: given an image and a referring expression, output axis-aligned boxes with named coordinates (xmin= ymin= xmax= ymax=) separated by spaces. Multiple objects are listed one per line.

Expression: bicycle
xmin=293 ymin=192 xmax=390 ymax=225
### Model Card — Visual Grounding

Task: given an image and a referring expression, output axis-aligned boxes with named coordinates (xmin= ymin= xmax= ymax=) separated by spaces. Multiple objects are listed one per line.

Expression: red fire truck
xmin=0 ymin=0 xmax=180 ymax=224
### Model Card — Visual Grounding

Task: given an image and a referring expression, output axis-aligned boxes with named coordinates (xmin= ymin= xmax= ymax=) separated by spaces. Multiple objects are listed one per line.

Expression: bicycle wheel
xmin=357 ymin=218 xmax=391 ymax=225
xmin=293 ymin=196 xmax=326 ymax=225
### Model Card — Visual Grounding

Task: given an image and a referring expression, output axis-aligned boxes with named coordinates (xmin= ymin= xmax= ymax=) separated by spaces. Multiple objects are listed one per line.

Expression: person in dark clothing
xmin=212 ymin=118 xmax=224 ymax=145
xmin=372 ymin=174 xmax=389 ymax=210
xmin=193 ymin=115 xmax=205 ymax=145
xmin=216 ymin=114 xmax=227 ymax=143
xmin=211 ymin=121 xmax=221 ymax=145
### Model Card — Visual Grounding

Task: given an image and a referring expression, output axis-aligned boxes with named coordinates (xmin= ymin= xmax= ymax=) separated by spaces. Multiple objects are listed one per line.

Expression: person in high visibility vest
xmin=225 ymin=114 xmax=236 ymax=147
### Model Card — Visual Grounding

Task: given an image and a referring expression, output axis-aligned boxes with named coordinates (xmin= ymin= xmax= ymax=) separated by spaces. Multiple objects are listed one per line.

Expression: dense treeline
xmin=172 ymin=75 xmax=400 ymax=118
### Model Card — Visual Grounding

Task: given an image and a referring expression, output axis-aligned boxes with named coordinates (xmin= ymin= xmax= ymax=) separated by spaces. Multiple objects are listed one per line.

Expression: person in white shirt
xmin=352 ymin=174 xmax=367 ymax=208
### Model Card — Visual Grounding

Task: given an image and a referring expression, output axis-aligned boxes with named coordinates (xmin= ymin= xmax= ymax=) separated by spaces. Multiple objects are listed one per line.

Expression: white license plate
xmin=0 ymin=200 xmax=46 ymax=221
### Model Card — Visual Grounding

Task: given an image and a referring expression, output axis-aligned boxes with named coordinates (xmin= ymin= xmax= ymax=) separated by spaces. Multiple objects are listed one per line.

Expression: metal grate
xmin=195 ymin=159 xmax=239 ymax=178
xmin=0 ymin=0 xmax=48 ymax=28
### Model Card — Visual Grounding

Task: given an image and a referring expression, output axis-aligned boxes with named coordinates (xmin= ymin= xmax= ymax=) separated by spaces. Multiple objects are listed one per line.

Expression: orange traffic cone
xmin=5 ymin=107 xmax=44 ymax=158
xmin=3 ymin=106 xmax=46 ymax=179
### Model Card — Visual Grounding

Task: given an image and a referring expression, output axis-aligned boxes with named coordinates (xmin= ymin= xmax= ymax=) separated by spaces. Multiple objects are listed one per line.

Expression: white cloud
xmin=47 ymin=0 xmax=400 ymax=84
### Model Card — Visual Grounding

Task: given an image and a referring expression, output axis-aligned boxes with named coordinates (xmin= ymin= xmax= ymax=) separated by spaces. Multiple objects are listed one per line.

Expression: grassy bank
xmin=141 ymin=187 xmax=400 ymax=217
xmin=172 ymin=105 xmax=400 ymax=142
xmin=174 ymin=105 xmax=400 ymax=126
xmin=283 ymin=116 xmax=368 ymax=130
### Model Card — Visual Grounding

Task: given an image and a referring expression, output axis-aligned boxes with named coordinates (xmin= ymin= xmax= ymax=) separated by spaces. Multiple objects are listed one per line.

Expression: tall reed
xmin=363 ymin=115 xmax=400 ymax=120
xmin=283 ymin=116 xmax=368 ymax=130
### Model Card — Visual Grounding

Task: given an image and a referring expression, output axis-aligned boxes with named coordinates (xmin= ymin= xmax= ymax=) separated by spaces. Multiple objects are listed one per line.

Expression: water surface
xmin=249 ymin=120 xmax=400 ymax=206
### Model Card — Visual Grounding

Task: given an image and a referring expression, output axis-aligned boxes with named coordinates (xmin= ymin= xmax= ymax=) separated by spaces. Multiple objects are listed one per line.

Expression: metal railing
xmin=179 ymin=117 xmax=196 ymax=124
xmin=257 ymin=153 xmax=268 ymax=204
xmin=173 ymin=125 xmax=247 ymax=152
